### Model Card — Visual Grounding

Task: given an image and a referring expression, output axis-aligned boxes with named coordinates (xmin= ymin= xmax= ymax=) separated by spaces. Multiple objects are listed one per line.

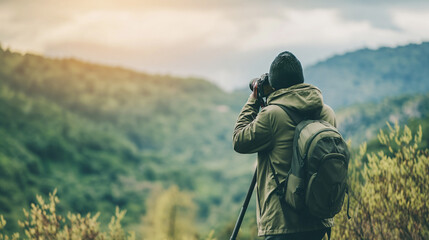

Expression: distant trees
xmin=336 ymin=93 xmax=429 ymax=146
xmin=0 ymin=46 xmax=246 ymax=235
xmin=306 ymin=42 xmax=429 ymax=109
xmin=333 ymin=124 xmax=429 ymax=239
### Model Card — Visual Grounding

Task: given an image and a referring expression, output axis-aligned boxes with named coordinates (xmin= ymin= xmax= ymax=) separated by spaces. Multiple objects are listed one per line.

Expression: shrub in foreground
xmin=333 ymin=124 xmax=429 ymax=239
xmin=0 ymin=190 xmax=134 ymax=240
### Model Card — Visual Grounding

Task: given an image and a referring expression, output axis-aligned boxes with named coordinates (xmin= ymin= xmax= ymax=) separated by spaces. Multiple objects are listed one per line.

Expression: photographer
xmin=233 ymin=51 xmax=336 ymax=240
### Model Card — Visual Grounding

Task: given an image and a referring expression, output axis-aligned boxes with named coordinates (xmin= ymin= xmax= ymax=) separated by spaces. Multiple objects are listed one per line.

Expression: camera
xmin=249 ymin=73 xmax=274 ymax=102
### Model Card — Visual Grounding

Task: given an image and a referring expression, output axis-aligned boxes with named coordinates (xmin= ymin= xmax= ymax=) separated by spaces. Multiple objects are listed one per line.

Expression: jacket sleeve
xmin=233 ymin=95 xmax=273 ymax=154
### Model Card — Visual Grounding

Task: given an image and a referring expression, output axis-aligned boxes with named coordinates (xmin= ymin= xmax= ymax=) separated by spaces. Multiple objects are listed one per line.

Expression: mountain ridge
xmin=305 ymin=41 xmax=429 ymax=109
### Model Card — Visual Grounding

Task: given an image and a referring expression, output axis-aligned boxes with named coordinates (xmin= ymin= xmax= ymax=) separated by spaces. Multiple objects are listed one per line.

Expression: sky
xmin=1 ymin=0 xmax=429 ymax=90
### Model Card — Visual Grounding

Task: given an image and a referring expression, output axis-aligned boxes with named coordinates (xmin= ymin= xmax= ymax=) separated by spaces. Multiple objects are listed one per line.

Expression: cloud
xmin=1 ymin=0 xmax=429 ymax=91
xmin=392 ymin=9 xmax=429 ymax=39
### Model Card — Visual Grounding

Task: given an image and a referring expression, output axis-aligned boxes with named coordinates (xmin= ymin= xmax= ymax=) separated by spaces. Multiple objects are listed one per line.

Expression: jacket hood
xmin=267 ymin=83 xmax=324 ymax=115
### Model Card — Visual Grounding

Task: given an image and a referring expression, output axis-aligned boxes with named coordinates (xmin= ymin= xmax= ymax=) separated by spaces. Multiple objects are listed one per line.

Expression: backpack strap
xmin=346 ymin=185 xmax=352 ymax=219
xmin=327 ymin=227 xmax=331 ymax=240
xmin=268 ymin=103 xmax=303 ymax=195
xmin=273 ymin=104 xmax=303 ymax=125
xmin=268 ymin=159 xmax=283 ymax=192
xmin=267 ymin=104 xmax=305 ymax=220
xmin=268 ymin=104 xmax=304 ymax=216
xmin=267 ymin=159 xmax=290 ymax=220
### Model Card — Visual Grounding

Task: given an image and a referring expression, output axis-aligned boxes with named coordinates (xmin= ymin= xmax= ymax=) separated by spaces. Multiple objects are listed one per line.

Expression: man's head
xmin=268 ymin=51 xmax=304 ymax=90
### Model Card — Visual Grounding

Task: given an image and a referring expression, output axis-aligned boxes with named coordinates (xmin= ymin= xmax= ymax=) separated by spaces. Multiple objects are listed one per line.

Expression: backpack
xmin=270 ymin=105 xmax=351 ymax=220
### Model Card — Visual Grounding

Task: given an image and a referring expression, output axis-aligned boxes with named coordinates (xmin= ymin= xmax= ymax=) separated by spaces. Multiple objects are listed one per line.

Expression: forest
xmin=0 ymin=42 xmax=428 ymax=239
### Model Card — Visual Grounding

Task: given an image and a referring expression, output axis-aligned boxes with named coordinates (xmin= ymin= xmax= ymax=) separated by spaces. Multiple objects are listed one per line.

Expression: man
xmin=233 ymin=51 xmax=336 ymax=240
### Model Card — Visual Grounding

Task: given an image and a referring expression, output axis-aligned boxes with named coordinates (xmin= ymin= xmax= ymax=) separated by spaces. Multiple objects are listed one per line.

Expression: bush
xmin=333 ymin=124 xmax=429 ymax=239
xmin=0 ymin=190 xmax=135 ymax=240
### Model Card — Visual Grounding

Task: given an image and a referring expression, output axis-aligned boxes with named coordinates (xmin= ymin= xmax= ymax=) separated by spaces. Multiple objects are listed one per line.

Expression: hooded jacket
xmin=233 ymin=83 xmax=336 ymax=236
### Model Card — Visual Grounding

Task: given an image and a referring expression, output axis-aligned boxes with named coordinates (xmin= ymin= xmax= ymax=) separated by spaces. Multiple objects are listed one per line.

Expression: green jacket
xmin=233 ymin=83 xmax=336 ymax=236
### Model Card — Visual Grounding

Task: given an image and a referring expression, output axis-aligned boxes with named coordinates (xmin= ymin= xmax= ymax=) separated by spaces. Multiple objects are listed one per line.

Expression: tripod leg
xmin=230 ymin=168 xmax=257 ymax=240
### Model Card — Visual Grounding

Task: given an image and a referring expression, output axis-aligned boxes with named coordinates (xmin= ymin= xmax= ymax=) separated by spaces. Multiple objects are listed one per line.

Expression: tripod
xmin=230 ymin=168 xmax=257 ymax=240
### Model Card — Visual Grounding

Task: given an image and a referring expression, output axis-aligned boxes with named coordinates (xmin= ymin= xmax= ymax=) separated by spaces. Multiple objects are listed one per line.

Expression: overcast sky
xmin=1 ymin=0 xmax=429 ymax=90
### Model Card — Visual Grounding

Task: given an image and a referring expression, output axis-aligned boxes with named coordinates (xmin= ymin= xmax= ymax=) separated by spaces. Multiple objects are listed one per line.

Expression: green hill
xmin=305 ymin=42 xmax=429 ymax=109
xmin=336 ymin=93 xmax=429 ymax=145
xmin=0 ymin=47 xmax=255 ymax=236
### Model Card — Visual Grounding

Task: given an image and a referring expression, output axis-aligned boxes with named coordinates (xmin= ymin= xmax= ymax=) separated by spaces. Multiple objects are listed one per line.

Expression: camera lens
xmin=249 ymin=78 xmax=259 ymax=91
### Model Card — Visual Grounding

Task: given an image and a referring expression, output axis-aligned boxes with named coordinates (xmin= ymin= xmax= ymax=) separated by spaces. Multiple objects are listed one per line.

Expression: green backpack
xmin=271 ymin=105 xmax=351 ymax=220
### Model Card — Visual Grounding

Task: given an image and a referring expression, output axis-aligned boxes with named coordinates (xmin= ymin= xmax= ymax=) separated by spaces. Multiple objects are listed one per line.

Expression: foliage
xmin=333 ymin=124 xmax=429 ymax=239
xmin=0 ymin=216 xmax=20 ymax=240
xmin=0 ymin=190 xmax=134 ymax=240
xmin=140 ymin=185 xmax=197 ymax=240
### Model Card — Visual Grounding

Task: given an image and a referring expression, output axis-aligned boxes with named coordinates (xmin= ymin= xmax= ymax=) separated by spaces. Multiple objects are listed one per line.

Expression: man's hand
xmin=251 ymin=82 xmax=266 ymax=108
xmin=252 ymin=81 xmax=258 ymax=99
